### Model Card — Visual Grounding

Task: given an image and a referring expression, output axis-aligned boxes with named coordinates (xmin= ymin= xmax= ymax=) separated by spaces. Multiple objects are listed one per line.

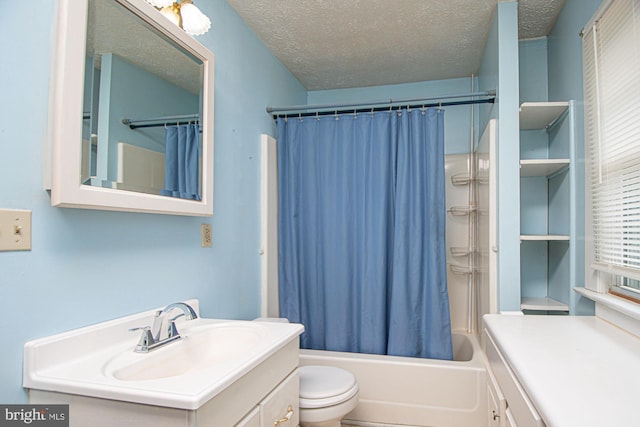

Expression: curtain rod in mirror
xmin=122 ymin=113 xmax=200 ymax=129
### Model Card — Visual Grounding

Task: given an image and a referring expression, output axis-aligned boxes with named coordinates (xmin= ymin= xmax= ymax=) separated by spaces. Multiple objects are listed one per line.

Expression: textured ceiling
xmin=88 ymin=0 xmax=202 ymax=95
xmin=226 ymin=0 xmax=567 ymax=90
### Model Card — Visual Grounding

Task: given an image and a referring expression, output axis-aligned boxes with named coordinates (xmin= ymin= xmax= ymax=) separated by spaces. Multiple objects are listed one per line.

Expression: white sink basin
xmin=108 ymin=323 xmax=263 ymax=381
xmin=23 ymin=302 xmax=304 ymax=410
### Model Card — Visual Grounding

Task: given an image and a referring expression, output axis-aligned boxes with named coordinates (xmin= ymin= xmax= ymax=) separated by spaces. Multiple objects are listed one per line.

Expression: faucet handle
xmin=167 ymin=314 xmax=185 ymax=338
xmin=168 ymin=321 xmax=179 ymax=338
xmin=129 ymin=326 xmax=155 ymax=352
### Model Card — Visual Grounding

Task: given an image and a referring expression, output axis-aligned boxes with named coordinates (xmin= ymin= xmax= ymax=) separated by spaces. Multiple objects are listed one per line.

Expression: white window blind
xmin=583 ymin=0 xmax=640 ymax=283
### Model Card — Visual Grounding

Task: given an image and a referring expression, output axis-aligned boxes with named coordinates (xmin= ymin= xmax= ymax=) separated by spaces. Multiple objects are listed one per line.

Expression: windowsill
xmin=574 ymin=287 xmax=640 ymax=320
xmin=574 ymin=287 xmax=640 ymax=337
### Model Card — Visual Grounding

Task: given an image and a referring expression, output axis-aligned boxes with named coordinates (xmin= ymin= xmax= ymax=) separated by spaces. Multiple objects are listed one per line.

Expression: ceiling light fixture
xmin=145 ymin=0 xmax=211 ymax=36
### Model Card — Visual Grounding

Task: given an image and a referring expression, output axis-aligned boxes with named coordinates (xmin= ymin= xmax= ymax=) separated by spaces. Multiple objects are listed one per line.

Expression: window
xmin=583 ymin=0 xmax=640 ymax=298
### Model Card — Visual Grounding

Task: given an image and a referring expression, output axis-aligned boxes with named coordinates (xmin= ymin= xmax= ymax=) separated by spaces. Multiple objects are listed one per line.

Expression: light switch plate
xmin=0 ymin=209 xmax=32 ymax=251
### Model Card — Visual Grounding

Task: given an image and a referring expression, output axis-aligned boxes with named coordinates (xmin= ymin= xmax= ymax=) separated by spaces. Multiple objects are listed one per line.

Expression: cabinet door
xmin=235 ymin=406 xmax=260 ymax=427
xmin=488 ymin=367 xmax=507 ymax=427
xmin=486 ymin=332 xmax=545 ymax=427
xmin=505 ymin=408 xmax=519 ymax=427
xmin=260 ymin=370 xmax=299 ymax=427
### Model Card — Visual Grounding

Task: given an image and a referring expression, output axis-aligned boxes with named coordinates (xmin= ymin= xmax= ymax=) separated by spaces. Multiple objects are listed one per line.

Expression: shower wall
xmin=476 ymin=119 xmax=498 ymax=330
xmin=445 ymin=154 xmax=475 ymax=332
xmin=445 ymin=119 xmax=499 ymax=335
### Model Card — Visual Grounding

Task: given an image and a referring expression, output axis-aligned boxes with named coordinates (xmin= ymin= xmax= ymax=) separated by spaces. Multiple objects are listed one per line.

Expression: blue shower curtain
xmin=161 ymin=123 xmax=201 ymax=200
xmin=277 ymin=108 xmax=453 ymax=360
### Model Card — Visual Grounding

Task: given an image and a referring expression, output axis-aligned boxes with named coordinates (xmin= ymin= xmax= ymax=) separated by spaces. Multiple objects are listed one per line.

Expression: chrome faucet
xmin=130 ymin=302 xmax=198 ymax=353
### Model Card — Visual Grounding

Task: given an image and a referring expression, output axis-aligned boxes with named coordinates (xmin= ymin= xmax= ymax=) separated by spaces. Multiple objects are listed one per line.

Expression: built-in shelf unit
xmin=519 ymin=101 xmax=577 ymax=314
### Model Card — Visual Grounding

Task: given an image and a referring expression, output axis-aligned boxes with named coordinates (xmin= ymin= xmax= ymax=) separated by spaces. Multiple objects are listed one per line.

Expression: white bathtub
xmin=299 ymin=332 xmax=487 ymax=427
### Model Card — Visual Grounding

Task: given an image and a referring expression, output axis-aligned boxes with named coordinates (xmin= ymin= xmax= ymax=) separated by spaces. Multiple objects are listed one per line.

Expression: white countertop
xmin=484 ymin=314 xmax=640 ymax=427
xmin=24 ymin=304 xmax=304 ymax=410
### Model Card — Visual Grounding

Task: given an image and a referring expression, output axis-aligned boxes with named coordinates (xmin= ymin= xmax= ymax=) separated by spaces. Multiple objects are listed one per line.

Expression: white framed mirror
xmin=46 ymin=0 xmax=214 ymax=216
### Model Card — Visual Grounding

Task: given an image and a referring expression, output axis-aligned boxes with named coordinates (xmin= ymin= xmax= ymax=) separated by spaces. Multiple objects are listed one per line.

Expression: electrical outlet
xmin=0 ymin=209 xmax=32 ymax=251
xmin=201 ymin=224 xmax=212 ymax=248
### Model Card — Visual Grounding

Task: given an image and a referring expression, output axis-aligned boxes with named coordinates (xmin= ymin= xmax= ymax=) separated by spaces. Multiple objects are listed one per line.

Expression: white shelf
xmin=521 ymin=296 xmax=569 ymax=312
xmin=520 ymin=234 xmax=570 ymax=241
xmin=520 ymin=159 xmax=570 ymax=177
xmin=519 ymin=102 xmax=569 ymax=130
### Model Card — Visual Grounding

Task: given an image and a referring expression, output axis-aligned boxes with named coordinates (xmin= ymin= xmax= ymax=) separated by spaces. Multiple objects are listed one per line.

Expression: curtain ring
xmin=299 ymin=113 xmax=303 ymax=122
xmin=316 ymin=111 xmax=320 ymax=121
xmin=353 ymin=108 xmax=357 ymax=119
xmin=335 ymin=110 xmax=339 ymax=120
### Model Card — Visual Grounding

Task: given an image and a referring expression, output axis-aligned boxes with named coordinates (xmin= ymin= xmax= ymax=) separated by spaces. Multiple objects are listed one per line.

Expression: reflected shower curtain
xmin=277 ymin=108 xmax=453 ymax=360
xmin=161 ymin=123 xmax=201 ymax=200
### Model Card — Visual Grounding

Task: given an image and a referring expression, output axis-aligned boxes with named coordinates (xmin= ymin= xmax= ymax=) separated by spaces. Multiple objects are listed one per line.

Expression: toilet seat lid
xmin=299 ymin=365 xmax=358 ymax=408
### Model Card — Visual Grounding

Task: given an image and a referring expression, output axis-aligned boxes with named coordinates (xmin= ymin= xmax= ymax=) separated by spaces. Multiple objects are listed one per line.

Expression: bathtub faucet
xmin=129 ymin=302 xmax=198 ymax=353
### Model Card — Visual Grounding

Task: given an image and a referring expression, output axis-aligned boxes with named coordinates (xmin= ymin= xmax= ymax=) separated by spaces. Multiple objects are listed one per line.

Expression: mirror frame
xmin=46 ymin=0 xmax=214 ymax=216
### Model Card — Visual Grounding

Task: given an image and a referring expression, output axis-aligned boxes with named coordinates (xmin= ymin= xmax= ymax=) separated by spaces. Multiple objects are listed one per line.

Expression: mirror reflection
xmin=83 ymin=0 xmax=204 ymax=200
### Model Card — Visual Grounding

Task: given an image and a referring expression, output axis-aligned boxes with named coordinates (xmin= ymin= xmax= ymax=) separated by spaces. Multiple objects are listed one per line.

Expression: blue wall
xmin=477 ymin=2 xmax=521 ymax=312
xmin=496 ymin=2 xmax=521 ymax=312
xmin=98 ymin=53 xmax=199 ymax=182
xmin=308 ymin=77 xmax=477 ymax=155
xmin=547 ymin=0 xmax=602 ymax=314
xmin=0 ymin=0 xmax=305 ymax=403
xmin=519 ymin=38 xmax=551 ymax=302
xmin=97 ymin=54 xmax=200 ymax=182
xmin=519 ymin=38 xmax=548 ymax=103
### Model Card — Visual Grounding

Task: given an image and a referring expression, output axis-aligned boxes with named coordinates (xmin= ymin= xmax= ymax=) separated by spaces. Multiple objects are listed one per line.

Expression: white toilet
xmin=252 ymin=318 xmax=359 ymax=426
xmin=298 ymin=365 xmax=359 ymax=427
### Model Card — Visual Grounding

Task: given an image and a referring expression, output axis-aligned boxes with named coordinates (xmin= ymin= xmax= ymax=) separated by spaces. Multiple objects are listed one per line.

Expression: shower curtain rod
xmin=266 ymin=89 xmax=496 ymax=119
xmin=122 ymin=113 xmax=200 ymax=130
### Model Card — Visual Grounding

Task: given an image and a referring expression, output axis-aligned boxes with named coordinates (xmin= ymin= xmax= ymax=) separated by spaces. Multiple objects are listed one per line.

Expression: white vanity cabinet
xmin=235 ymin=370 xmax=299 ymax=427
xmin=24 ymin=306 xmax=305 ymax=427
xmin=483 ymin=313 xmax=640 ymax=426
xmin=236 ymin=406 xmax=261 ymax=427
xmin=30 ymin=340 xmax=300 ymax=427
xmin=486 ymin=365 xmax=506 ymax=427
xmin=484 ymin=330 xmax=545 ymax=427
xmin=258 ymin=369 xmax=299 ymax=426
